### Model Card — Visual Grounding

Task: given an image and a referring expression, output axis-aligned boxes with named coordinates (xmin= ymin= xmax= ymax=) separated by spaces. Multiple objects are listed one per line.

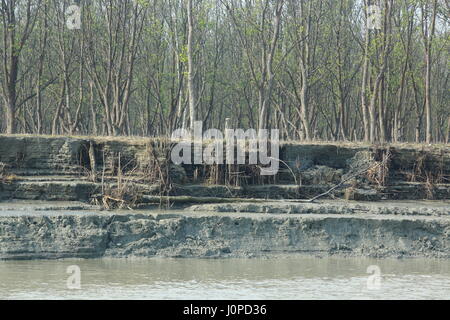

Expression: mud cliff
xmin=0 ymin=135 xmax=449 ymax=260
xmin=0 ymin=207 xmax=449 ymax=260
xmin=1 ymin=135 xmax=449 ymax=203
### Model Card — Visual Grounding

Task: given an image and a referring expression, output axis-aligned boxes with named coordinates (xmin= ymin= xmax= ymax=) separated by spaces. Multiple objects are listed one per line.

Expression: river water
xmin=0 ymin=257 xmax=449 ymax=300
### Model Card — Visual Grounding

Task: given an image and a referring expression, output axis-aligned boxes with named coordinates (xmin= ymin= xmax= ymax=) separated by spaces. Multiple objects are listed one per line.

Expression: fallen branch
xmin=288 ymin=150 xmax=392 ymax=203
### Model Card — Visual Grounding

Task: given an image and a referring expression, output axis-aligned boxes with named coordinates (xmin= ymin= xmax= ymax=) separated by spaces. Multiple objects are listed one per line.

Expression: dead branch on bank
xmin=287 ymin=149 xmax=392 ymax=203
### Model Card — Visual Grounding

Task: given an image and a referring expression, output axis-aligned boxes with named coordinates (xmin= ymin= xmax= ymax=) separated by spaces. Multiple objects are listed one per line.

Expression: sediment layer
xmin=0 ymin=136 xmax=449 ymax=261
xmin=1 ymin=135 xmax=450 ymax=202
xmin=0 ymin=201 xmax=449 ymax=260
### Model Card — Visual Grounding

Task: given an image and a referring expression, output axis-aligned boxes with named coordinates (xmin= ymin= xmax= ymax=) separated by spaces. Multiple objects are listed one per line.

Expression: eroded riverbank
xmin=0 ymin=200 xmax=449 ymax=260
xmin=0 ymin=136 xmax=449 ymax=261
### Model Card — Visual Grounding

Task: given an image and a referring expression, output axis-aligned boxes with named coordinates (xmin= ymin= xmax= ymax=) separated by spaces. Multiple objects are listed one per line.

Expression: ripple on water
xmin=0 ymin=257 xmax=449 ymax=300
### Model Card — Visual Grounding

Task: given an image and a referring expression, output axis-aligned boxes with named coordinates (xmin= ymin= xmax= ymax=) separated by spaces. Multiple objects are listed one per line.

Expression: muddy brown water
xmin=0 ymin=200 xmax=449 ymax=299
xmin=0 ymin=257 xmax=449 ymax=300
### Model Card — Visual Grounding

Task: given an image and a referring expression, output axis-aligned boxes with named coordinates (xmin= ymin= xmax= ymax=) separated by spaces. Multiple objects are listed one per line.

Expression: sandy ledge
xmin=0 ymin=200 xmax=448 ymax=261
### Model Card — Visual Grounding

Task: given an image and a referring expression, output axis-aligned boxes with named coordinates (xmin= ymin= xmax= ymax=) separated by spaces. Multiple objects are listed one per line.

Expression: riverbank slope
xmin=0 ymin=135 xmax=449 ymax=260
xmin=0 ymin=200 xmax=448 ymax=260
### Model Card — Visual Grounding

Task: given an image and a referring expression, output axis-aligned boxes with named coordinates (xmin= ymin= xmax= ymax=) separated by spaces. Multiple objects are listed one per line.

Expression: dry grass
xmin=198 ymin=141 xmax=281 ymax=187
xmin=91 ymin=154 xmax=145 ymax=210
xmin=89 ymin=138 xmax=175 ymax=209
xmin=399 ymin=150 xmax=448 ymax=200
xmin=366 ymin=148 xmax=392 ymax=187
xmin=142 ymin=138 xmax=174 ymax=207
xmin=404 ymin=151 xmax=446 ymax=183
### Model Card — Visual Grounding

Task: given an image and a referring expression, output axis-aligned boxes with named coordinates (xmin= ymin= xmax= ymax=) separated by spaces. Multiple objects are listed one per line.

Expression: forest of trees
xmin=0 ymin=0 xmax=448 ymax=143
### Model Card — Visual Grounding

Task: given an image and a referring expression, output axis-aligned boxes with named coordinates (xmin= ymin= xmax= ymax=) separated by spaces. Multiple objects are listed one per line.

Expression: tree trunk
xmin=361 ymin=9 xmax=371 ymax=142
xmin=187 ymin=0 xmax=197 ymax=132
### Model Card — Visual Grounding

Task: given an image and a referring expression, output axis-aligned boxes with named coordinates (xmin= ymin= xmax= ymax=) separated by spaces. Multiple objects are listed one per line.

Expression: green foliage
xmin=0 ymin=0 xmax=448 ymax=143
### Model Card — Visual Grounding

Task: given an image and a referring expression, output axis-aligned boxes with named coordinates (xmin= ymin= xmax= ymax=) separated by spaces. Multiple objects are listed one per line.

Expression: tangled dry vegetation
xmin=197 ymin=141 xmax=281 ymax=187
xmin=402 ymin=150 xmax=448 ymax=200
xmin=88 ymin=139 xmax=175 ymax=209
xmin=86 ymin=139 xmax=289 ymax=209
xmin=0 ymin=162 xmax=5 ymax=179
xmin=0 ymin=162 xmax=17 ymax=184
xmin=80 ymin=139 xmax=448 ymax=209
xmin=366 ymin=148 xmax=392 ymax=187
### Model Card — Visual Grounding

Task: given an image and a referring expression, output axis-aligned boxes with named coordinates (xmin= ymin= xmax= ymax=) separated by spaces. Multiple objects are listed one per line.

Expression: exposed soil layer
xmin=0 ymin=136 xmax=449 ymax=260
xmin=1 ymin=135 xmax=449 ymax=202
xmin=0 ymin=200 xmax=449 ymax=260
